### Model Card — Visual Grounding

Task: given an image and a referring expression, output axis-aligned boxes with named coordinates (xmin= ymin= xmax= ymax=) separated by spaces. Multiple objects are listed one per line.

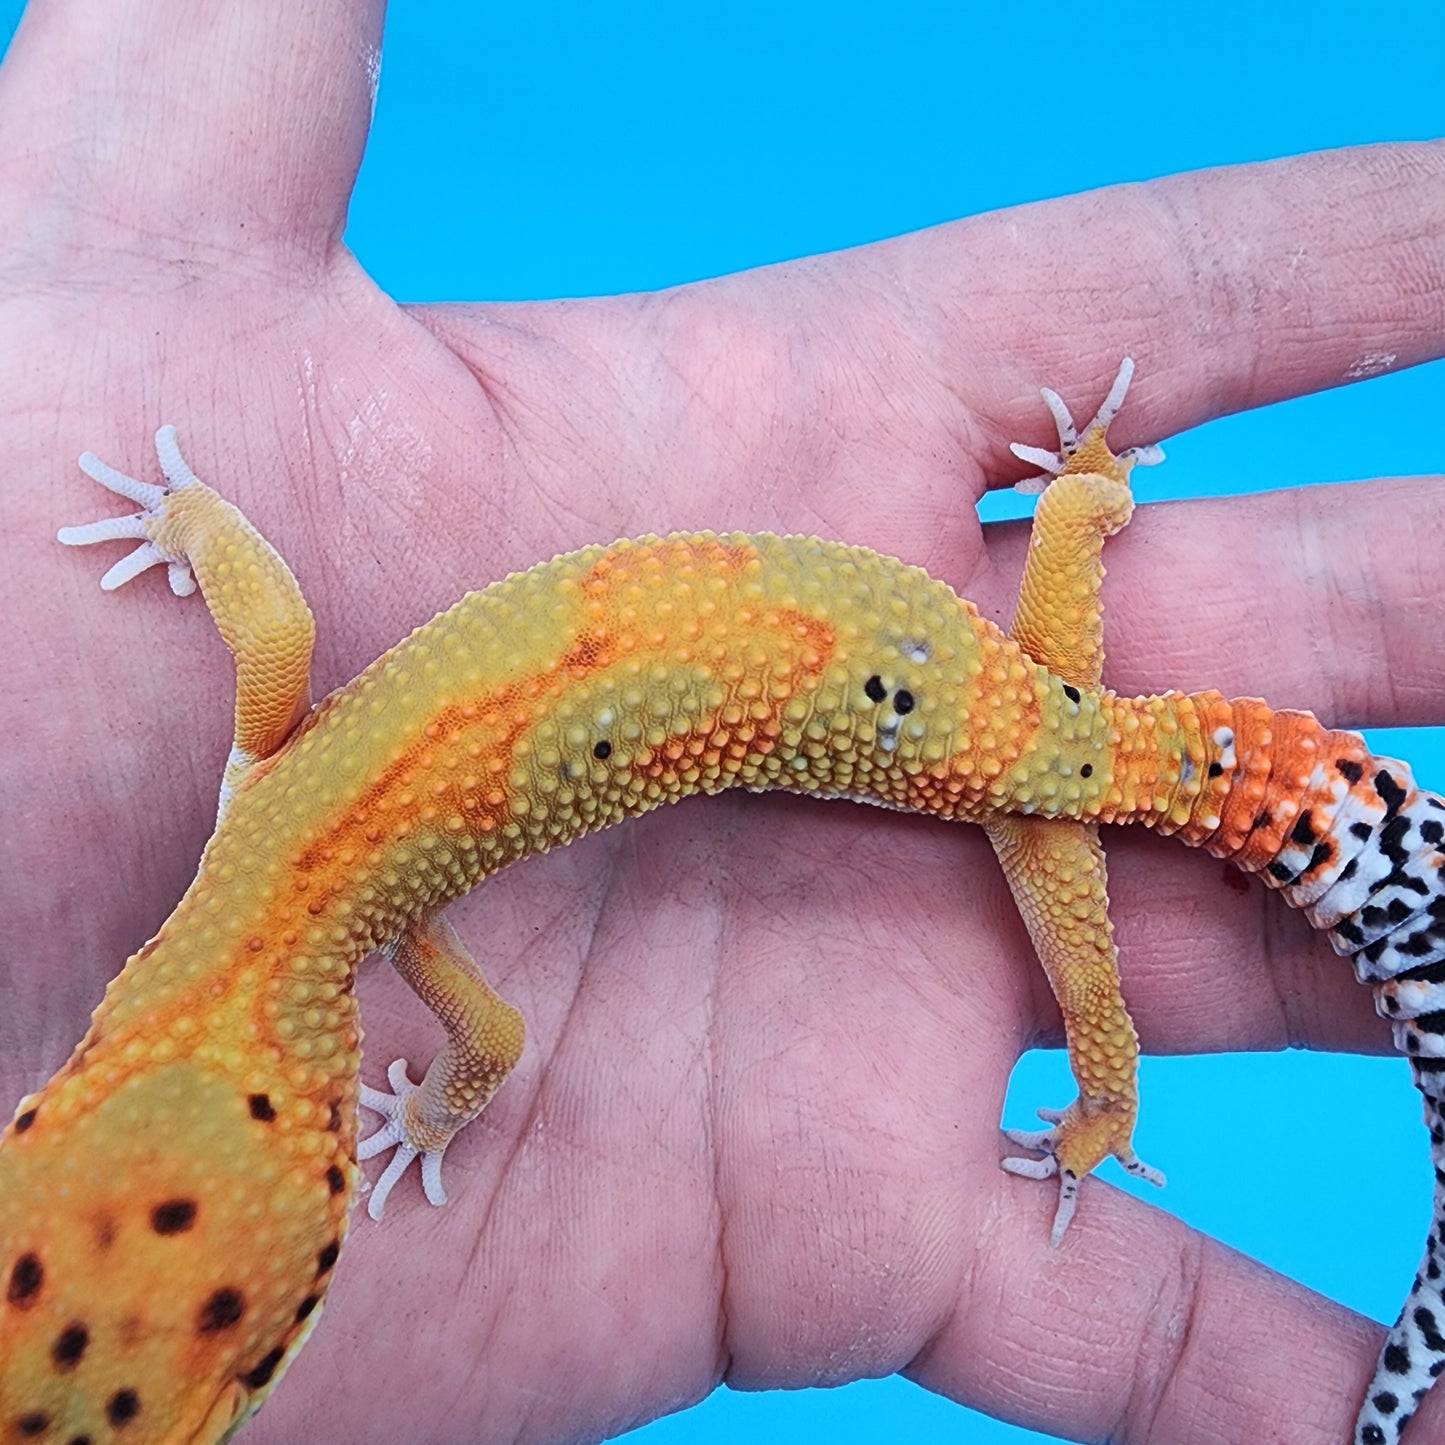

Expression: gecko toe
xmin=357 ymin=1058 xmax=451 ymax=1220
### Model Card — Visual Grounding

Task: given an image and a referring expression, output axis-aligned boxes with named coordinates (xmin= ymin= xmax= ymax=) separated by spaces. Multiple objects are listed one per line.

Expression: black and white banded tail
xmin=1173 ymin=698 xmax=1445 ymax=1443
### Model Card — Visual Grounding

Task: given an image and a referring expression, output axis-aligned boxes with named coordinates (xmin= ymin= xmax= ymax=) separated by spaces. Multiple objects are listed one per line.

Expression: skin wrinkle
xmin=411 ymin=310 xmax=560 ymax=466
xmin=1125 ymin=1232 xmax=1207 ymax=1445
xmin=687 ymin=888 xmax=731 ymax=1396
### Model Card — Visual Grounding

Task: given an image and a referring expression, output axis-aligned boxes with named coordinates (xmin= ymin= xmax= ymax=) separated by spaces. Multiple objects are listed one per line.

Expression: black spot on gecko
xmin=295 ymin=1294 xmax=320 ymax=1323
xmin=1253 ymin=811 xmax=1271 ymax=832
xmin=592 ymin=740 xmax=612 ymax=759
xmin=1401 ymin=929 xmax=1445 ymax=958
xmin=66 ymin=1436 xmax=93 ymax=1445
xmin=1377 ymin=769 xmax=1408 ymax=819
xmin=1339 ymin=858 xmax=1359 ymax=883
xmin=1307 ymin=841 xmax=1332 ymax=872
xmin=1337 ymin=758 xmax=1364 ymax=783
xmin=241 ymin=1346 xmax=286 ymax=1390
xmin=1415 ymin=1305 xmax=1445 ymax=1352
xmin=14 ymin=1108 xmax=36 ymax=1133
xmin=1289 ymin=811 xmax=1316 ymax=846
xmin=864 ymin=675 xmax=887 ymax=704
xmin=7 ymin=1253 xmax=42 ymax=1306
xmin=1351 ymin=823 xmax=1373 ymax=842
xmin=248 ymin=1093 xmax=275 ymax=1122
xmin=1414 ymin=1057 xmax=1445 ymax=1075
xmin=198 ymin=1289 xmax=245 ymax=1333
xmin=1385 ymin=1341 xmax=1413 ymax=1373
xmin=1423 ymin=820 xmax=1445 ymax=846
xmin=150 ymin=1200 xmax=197 ymax=1235
xmin=316 ymin=1240 xmax=340 ymax=1275
xmin=1335 ymin=917 xmax=1367 ymax=946
xmin=16 ymin=1412 xmax=49 ymax=1437
xmin=105 ymin=1389 xmax=140 ymax=1427
xmin=1373 ymin=1391 xmax=1400 ymax=1414
xmin=1062 ymin=685 xmax=1081 ymax=704
xmin=1207 ymin=761 xmax=1224 ymax=778
xmin=1080 ymin=764 xmax=1093 ymax=778
xmin=326 ymin=1165 xmax=345 ymax=1195
xmin=1268 ymin=861 xmax=1296 ymax=883
xmin=1360 ymin=1425 xmax=1385 ymax=1444
xmin=893 ymin=689 xmax=915 ymax=715
xmin=51 ymin=1323 xmax=89 ymax=1370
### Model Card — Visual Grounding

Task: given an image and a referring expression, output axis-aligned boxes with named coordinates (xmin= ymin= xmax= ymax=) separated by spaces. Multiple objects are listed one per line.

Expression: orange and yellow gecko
xmin=1 ymin=361 xmax=1438 ymax=1444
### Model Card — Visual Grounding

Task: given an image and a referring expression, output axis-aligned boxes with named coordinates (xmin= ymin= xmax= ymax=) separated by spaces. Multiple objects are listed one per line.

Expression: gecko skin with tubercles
xmin=1 ymin=362 xmax=1438 ymax=1443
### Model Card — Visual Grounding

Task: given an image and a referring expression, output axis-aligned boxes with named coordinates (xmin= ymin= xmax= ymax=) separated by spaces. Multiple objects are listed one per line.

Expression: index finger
xmin=863 ymin=141 xmax=1445 ymax=469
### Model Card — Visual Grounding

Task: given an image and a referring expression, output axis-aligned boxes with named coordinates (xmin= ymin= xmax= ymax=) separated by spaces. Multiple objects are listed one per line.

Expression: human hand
xmin=2 ymin=3 xmax=1443 ymax=1442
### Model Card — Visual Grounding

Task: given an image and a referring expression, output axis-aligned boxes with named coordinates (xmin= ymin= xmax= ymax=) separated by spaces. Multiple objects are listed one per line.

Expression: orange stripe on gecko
xmin=1228 ymin=710 xmax=1332 ymax=872
xmin=291 ymin=602 xmax=834 ymax=875
xmin=576 ymin=534 xmax=758 ymax=598
xmin=1202 ymin=697 xmax=1275 ymax=858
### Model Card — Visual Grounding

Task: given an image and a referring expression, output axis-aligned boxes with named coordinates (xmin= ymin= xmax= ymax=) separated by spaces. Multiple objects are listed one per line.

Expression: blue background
xmin=3 ymin=2 xmax=1442 ymax=1440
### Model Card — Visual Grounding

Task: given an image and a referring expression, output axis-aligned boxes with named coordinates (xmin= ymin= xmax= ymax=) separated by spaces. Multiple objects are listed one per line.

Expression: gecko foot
xmin=1009 ymin=357 xmax=1165 ymax=493
xmin=357 ymin=1058 xmax=450 ymax=1222
xmin=58 ymin=426 xmax=203 ymax=595
xmin=1001 ymin=1104 xmax=1165 ymax=1247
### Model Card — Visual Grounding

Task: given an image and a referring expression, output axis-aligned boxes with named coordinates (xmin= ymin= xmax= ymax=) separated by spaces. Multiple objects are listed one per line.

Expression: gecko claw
xmin=1119 ymin=1150 xmax=1167 ymax=1188
xmin=1001 ymin=1104 xmax=1166 ymax=1247
xmin=1000 ymin=1148 xmax=1077 ymax=1247
xmin=357 ymin=1058 xmax=450 ymax=1221
xmin=60 ymin=430 xmax=200 ymax=595
xmin=1002 ymin=1105 xmax=1068 ymax=1151
xmin=999 ymin=1151 xmax=1058 ymax=1180
xmin=1010 ymin=358 xmax=1164 ymax=493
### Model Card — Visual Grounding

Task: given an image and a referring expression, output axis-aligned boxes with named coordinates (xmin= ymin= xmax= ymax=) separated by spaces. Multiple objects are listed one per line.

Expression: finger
xmin=910 ymin=1181 xmax=1393 ymax=1443
xmin=985 ymin=474 xmax=1445 ymax=728
xmin=0 ymin=0 xmax=383 ymax=252
xmin=902 ymin=141 xmax=1445 ymax=469
xmin=412 ymin=144 xmax=1444 ymax=551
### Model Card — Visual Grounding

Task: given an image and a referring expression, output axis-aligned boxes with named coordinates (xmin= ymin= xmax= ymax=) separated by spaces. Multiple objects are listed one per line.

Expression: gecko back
xmin=0 ymin=1052 xmax=350 ymax=1443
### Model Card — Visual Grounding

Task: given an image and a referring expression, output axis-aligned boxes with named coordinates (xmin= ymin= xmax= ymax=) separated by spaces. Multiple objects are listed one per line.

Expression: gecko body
xmin=0 ymin=364 xmax=1436 ymax=1443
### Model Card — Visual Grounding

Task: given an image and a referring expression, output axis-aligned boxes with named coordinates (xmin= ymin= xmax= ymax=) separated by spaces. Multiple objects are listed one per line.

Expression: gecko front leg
xmin=59 ymin=427 xmax=316 ymax=817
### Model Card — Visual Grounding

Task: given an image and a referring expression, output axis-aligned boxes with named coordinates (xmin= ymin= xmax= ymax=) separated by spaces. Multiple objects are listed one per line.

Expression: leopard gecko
xmin=0 ymin=361 xmax=1437 ymax=1445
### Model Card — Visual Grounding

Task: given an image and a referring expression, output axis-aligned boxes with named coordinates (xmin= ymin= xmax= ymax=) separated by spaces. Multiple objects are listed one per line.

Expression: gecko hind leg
xmin=988 ymin=814 xmax=1166 ymax=1245
xmin=359 ymin=913 xmax=525 ymax=1222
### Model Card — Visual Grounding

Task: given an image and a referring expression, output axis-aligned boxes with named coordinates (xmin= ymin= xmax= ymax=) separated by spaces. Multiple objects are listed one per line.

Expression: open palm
xmin=3 ymin=4 xmax=1444 ymax=1442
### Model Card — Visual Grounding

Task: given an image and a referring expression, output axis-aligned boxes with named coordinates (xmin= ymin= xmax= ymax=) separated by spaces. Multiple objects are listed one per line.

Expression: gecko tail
xmin=1156 ymin=698 xmax=1445 ymax=1438
xmin=1353 ymin=1134 xmax=1445 ymax=1442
